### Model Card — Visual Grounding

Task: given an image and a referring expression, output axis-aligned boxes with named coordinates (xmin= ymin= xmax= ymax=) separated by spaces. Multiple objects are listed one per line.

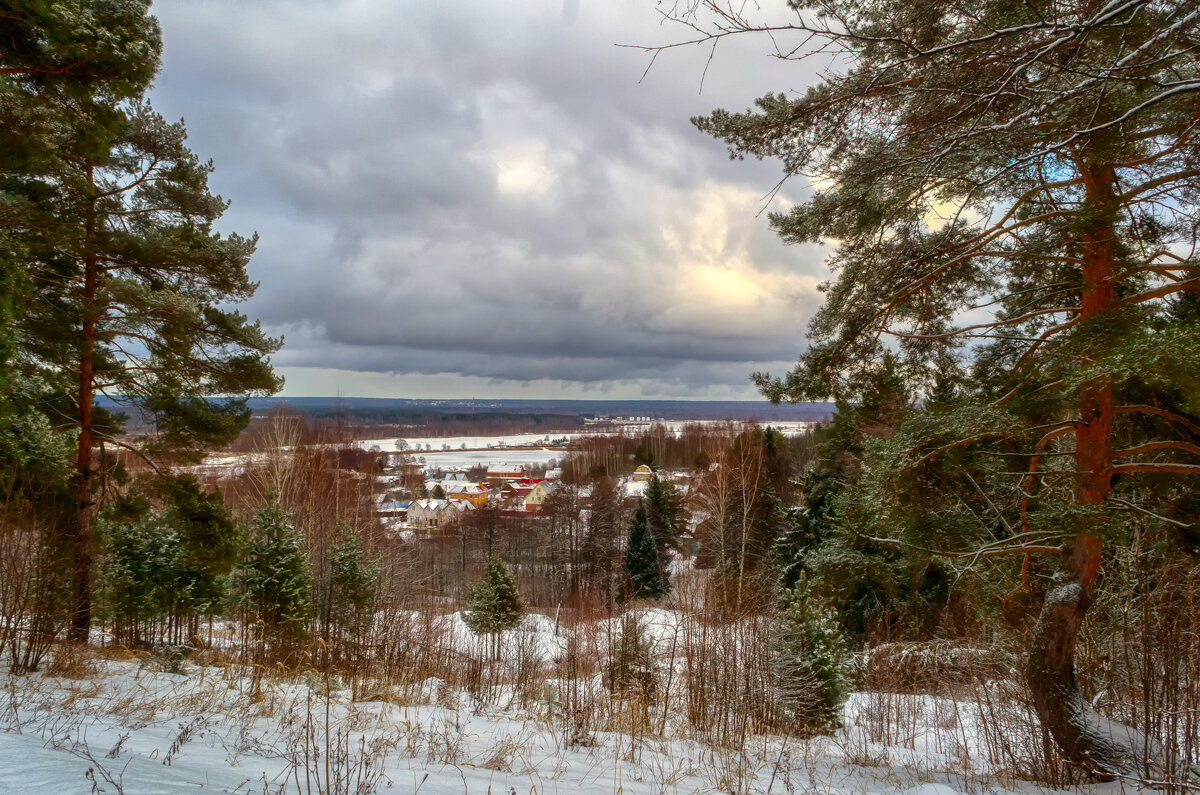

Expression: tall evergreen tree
xmin=670 ymin=0 xmax=1200 ymax=773
xmin=584 ymin=475 xmax=625 ymax=606
xmin=13 ymin=62 xmax=281 ymax=641
xmin=1 ymin=4 xmax=165 ymax=617
xmin=160 ymin=476 xmax=242 ymax=628
xmin=326 ymin=525 xmax=382 ymax=654
xmin=624 ymin=502 xmax=667 ymax=599
xmin=642 ymin=475 xmax=678 ymax=569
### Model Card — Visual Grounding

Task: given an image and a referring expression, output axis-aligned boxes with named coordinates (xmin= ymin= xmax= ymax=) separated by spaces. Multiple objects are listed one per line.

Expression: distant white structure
xmin=407 ymin=498 xmax=474 ymax=529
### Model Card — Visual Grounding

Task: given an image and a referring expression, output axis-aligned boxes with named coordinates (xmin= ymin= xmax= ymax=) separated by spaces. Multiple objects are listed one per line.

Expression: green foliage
xmin=162 ymin=476 xmax=240 ymax=577
xmin=236 ymin=503 xmax=311 ymax=641
xmin=99 ymin=511 xmax=180 ymax=631
xmin=98 ymin=481 xmax=243 ymax=637
xmin=643 ymin=475 xmax=679 ymax=565
xmin=145 ymin=644 xmax=194 ymax=675
xmin=623 ymin=502 xmax=667 ymax=599
xmin=463 ymin=555 xmax=524 ymax=636
xmin=430 ymin=484 xmax=446 ymax=500
xmin=772 ymin=578 xmax=852 ymax=734
xmin=776 ymin=360 xmax=987 ymax=641
xmin=2 ymin=0 xmax=280 ymax=641
xmin=0 ymin=373 xmax=74 ymax=488
xmin=602 ymin=613 xmax=658 ymax=701
xmin=328 ymin=526 xmax=382 ymax=638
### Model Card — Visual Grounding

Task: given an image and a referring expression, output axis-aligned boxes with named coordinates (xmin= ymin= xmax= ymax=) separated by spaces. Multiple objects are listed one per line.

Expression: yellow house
xmin=631 ymin=464 xmax=654 ymax=482
xmin=524 ymin=480 xmax=558 ymax=513
xmin=443 ymin=482 xmax=489 ymax=509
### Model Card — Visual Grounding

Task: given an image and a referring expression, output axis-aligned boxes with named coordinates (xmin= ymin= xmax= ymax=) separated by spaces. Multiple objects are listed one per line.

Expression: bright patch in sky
xmin=149 ymin=0 xmax=829 ymax=399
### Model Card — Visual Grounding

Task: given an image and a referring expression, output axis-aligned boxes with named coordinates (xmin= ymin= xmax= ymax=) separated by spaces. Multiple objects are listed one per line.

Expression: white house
xmin=407 ymin=498 xmax=474 ymax=530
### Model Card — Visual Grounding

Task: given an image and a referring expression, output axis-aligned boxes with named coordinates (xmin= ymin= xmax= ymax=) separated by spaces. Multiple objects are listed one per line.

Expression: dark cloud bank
xmin=148 ymin=0 xmax=828 ymax=399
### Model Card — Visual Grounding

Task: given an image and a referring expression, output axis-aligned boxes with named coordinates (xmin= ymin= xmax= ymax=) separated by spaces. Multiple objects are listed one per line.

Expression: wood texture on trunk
xmin=1024 ymin=160 xmax=1197 ymax=783
xmin=69 ymin=167 xmax=97 ymax=643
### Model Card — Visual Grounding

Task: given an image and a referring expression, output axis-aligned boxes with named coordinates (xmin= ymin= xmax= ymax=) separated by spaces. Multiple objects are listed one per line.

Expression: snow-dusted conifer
xmin=236 ymin=502 xmax=310 ymax=641
xmin=329 ymin=525 xmax=381 ymax=641
xmin=463 ymin=555 xmax=524 ymax=638
xmin=772 ymin=577 xmax=851 ymax=733
xmin=623 ymin=502 xmax=667 ymax=599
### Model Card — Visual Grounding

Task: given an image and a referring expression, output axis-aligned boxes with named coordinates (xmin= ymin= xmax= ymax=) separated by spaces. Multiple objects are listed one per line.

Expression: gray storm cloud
xmin=148 ymin=0 xmax=828 ymax=398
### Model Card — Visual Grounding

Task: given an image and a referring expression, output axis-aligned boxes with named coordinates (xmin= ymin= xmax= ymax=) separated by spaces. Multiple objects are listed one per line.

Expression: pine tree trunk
xmin=1025 ymin=160 xmax=1186 ymax=781
xmin=69 ymin=169 xmax=98 ymax=644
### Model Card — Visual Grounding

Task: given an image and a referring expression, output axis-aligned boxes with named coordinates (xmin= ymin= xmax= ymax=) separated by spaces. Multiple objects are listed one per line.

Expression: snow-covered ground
xmin=0 ymin=611 xmax=1120 ymax=794
xmin=0 ymin=659 xmax=1095 ymax=795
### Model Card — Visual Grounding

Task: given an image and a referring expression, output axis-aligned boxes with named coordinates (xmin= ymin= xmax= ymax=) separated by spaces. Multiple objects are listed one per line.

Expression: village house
xmin=524 ymin=480 xmax=558 ymax=514
xmin=486 ymin=462 xmax=526 ymax=485
xmin=441 ymin=481 xmax=490 ymax=508
xmin=407 ymin=498 xmax=473 ymax=530
xmin=376 ymin=500 xmax=409 ymax=520
xmin=631 ymin=464 xmax=654 ymax=482
xmin=499 ymin=478 xmax=539 ymax=505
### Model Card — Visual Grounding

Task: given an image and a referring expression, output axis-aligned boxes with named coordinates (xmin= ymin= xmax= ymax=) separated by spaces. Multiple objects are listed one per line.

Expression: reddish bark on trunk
xmin=1024 ymin=160 xmax=1182 ymax=779
xmin=69 ymin=168 xmax=97 ymax=644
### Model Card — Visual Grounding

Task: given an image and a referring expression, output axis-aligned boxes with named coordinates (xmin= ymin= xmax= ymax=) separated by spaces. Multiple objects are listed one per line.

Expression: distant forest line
xmin=99 ymin=396 xmax=836 ymax=441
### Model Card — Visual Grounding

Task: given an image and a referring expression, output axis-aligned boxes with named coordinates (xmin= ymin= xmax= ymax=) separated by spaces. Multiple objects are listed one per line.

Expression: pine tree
xmin=5 ymin=5 xmax=280 ymax=643
xmin=236 ymin=503 xmax=311 ymax=643
xmin=674 ymin=0 xmax=1199 ymax=770
xmin=463 ymin=555 xmax=524 ymax=644
xmin=430 ymin=484 xmax=446 ymax=500
xmin=623 ymin=502 xmax=667 ymax=599
xmin=0 ymin=0 xmax=182 ymax=645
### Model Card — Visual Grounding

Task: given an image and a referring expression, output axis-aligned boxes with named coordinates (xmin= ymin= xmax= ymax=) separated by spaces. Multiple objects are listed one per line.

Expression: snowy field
xmin=353 ymin=422 xmax=816 ymax=472
xmin=0 ymin=609 xmax=1121 ymax=795
xmin=357 ymin=422 xmax=815 ymax=454
xmin=184 ymin=422 xmax=817 ymax=477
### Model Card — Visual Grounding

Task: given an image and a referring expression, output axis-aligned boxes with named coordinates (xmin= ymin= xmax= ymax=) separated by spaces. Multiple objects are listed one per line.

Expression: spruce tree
xmin=162 ymin=476 xmax=242 ymax=625
xmin=99 ymin=510 xmax=182 ymax=644
xmin=463 ymin=555 xmax=524 ymax=638
xmin=236 ymin=503 xmax=311 ymax=643
xmin=327 ymin=526 xmax=382 ymax=652
xmin=772 ymin=578 xmax=851 ymax=734
xmin=623 ymin=502 xmax=667 ymax=599
xmin=643 ymin=475 xmax=678 ymax=569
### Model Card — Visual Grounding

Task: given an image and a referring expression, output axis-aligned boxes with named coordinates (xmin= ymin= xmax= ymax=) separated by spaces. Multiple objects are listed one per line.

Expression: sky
xmin=147 ymin=0 xmax=829 ymax=400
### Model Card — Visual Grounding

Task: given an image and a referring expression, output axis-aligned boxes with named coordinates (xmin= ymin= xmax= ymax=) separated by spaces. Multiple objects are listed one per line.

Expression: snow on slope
xmin=0 ymin=622 xmax=1118 ymax=795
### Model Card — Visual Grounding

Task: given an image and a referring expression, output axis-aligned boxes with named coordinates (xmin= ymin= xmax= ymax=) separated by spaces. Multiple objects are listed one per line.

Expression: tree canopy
xmin=662 ymin=0 xmax=1200 ymax=777
xmin=2 ymin=1 xmax=281 ymax=641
